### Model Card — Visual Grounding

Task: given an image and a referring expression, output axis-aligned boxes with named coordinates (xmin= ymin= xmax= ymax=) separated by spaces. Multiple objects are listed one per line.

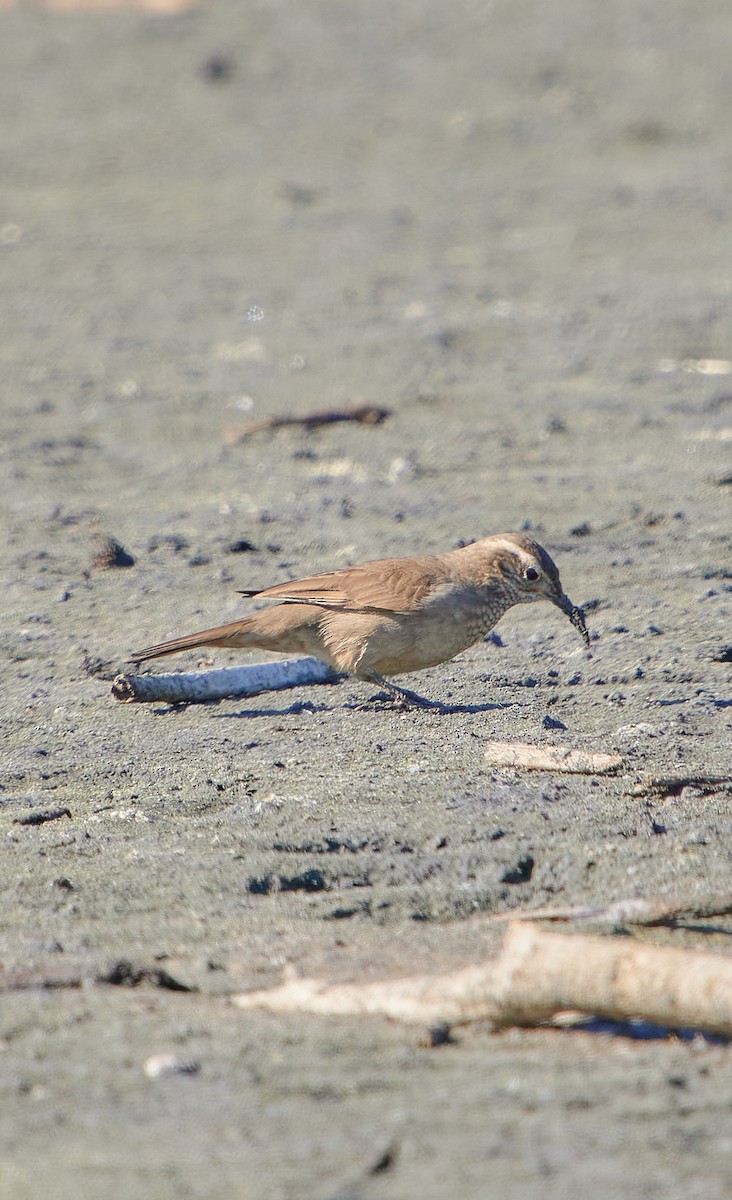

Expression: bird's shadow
xmin=346 ymin=695 xmax=511 ymax=715
xmin=209 ymin=700 xmax=334 ymax=719
xmin=145 ymin=700 xmax=331 ymax=719
xmin=149 ymin=693 xmax=512 ymax=718
xmin=209 ymin=694 xmax=512 ymax=718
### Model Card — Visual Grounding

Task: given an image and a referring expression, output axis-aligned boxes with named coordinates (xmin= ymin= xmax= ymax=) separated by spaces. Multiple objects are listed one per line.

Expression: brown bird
xmin=129 ymin=532 xmax=589 ymax=707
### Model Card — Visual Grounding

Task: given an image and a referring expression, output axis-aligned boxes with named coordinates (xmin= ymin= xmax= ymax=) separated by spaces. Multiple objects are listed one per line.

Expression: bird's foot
xmin=363 ymin=674 xmax=441 ymax=710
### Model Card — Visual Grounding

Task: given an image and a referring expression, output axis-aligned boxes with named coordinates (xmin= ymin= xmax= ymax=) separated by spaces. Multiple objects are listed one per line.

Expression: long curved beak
xmin=553 ymin=591 xmax=590 ymax=647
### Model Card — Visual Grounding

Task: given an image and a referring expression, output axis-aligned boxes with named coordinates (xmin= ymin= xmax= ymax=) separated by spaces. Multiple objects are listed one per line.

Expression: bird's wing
xmin=241 ymin=555 xmax=446 ymax=613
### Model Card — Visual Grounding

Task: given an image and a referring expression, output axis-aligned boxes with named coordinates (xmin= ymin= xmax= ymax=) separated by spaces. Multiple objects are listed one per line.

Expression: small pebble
xmin=91 ymin=536 xmax=135 ymax=570
xmin=420 ymin=1021 xmax=456 ymax=1048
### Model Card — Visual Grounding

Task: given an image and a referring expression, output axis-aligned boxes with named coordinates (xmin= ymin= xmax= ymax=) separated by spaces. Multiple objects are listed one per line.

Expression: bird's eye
xmin=525 ymin=567 xmax=539 ymax=582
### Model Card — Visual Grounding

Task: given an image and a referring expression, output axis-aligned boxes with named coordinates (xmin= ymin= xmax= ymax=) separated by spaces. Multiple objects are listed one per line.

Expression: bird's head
xmin=490 ymin=533 xmax=590 ymax=646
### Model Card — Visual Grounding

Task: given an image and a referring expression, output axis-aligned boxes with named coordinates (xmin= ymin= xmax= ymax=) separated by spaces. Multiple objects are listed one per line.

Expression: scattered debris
xmin=82 ymin=654 xmax=118 ymax=680
xmin=97 ymin=960 xmax=195 ymax=992
xmin=226 ymin=403 xmax=391 ymax=444
xmin=367 ymin=1141 xmax=399 ymax=1175
xmin=14 ymin=807 xmax=72 ymax=827
xmin=247 ymin=869 xmax=329 ymax=895
xmin=90 ymin=535 xmax=135 ymax=570
xmin=631 ymin=772 xmax=732 ymax=797
xmin=500 ymin=856 xmax=535 ymax=885
xmin=419 ymin=1021 xmax=456 ymax=1048
xmin=143 ymin=1053 xmax=200 ymax=1079
xmin=278 ymin=869 xmax=328 ymax=893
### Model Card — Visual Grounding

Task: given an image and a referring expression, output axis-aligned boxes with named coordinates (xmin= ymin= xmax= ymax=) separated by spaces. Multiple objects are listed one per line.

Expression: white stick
xmin=484 ymin=740 xmax=623 ymax=774
xmin=111 ymin=658 xmax=340 ymax=704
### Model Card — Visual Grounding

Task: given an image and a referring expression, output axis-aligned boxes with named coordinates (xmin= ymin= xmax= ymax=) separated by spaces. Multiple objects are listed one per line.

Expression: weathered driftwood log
xmin=233 ymin=923 xmax=732 ymax=1037
xmin=111 ymin=658 xmax=339 ymax=704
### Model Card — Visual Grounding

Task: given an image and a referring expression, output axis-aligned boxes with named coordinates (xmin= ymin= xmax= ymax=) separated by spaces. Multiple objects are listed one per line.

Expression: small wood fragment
xmin=494 ymin=892 xmax=732 ymax=927
xmin=232 ymin=923 xmax=732 ymax=1037
xmin=226 ymin=403 xmax=391 ymax=444
xmin=0 ymin=969 xmax=83 ymax=991
xmin=484 ymin=741 xmax=622 ymax=774
xmin=112 ymin=657 xmax=340 ymax=704
xmin=14 ymin=807 xmax=72 ymax=827
xmin=143 ymin=1053 xmax=200 ymax=1079
xmin=631 ymin=772 xmax=732 ymax=797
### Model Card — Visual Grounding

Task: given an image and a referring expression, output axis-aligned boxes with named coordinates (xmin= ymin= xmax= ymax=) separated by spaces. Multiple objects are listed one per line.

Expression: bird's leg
xmin=362 ymin=672 xmax=440 ymax=710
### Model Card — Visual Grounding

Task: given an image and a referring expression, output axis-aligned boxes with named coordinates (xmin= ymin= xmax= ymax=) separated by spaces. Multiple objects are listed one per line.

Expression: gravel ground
xmin=1 ymin=2 xmax=731 ymax=1197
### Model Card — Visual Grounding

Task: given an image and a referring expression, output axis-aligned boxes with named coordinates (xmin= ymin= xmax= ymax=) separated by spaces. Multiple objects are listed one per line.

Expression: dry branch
xmin=631 ymin=772 xmax=732 ymax=797
xmin=226 ymin=404 xmax=391 ymax=443
xmin=484 ymin=741 xmax=623 ymax=774
xmin=233 ymin=923 xmax=732 ymax=1037
xmin=494 ymin=893 xmax=732 ymax=927
xmin=0 ymin=969 xmax=83 ymax=991
xmin=14 ymin=807 xmax=72 ymax=827
xmin=112 ymin=657 xmax=339 ymax=704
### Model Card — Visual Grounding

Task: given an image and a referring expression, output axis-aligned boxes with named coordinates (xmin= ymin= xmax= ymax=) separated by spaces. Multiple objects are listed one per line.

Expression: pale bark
xmin=112 ymin=657 xmax=339 ymax=703
xmin=484 ymin=741 xmax=623 ymax=774
xmin=233 ymin=923 xmax=732 ymax=1037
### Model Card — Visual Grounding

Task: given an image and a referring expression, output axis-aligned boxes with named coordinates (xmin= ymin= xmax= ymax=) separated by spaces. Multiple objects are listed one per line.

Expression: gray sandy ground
xmin=1 ymin=1 xmax=731 ymax=1196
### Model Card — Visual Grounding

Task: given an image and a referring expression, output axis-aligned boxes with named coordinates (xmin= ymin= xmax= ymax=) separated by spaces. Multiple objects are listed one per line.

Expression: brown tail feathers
xmin=129 ymin=619 xmax=252 ymax=664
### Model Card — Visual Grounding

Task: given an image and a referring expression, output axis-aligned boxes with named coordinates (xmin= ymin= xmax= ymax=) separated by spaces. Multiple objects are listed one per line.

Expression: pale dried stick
xmin=484 ymin=741 xmax=623 ymax=774
xmin=112 ymin=657 xmax=339 ymax=704
xmin=233 ymin=923 xmax=732 ymax=1036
